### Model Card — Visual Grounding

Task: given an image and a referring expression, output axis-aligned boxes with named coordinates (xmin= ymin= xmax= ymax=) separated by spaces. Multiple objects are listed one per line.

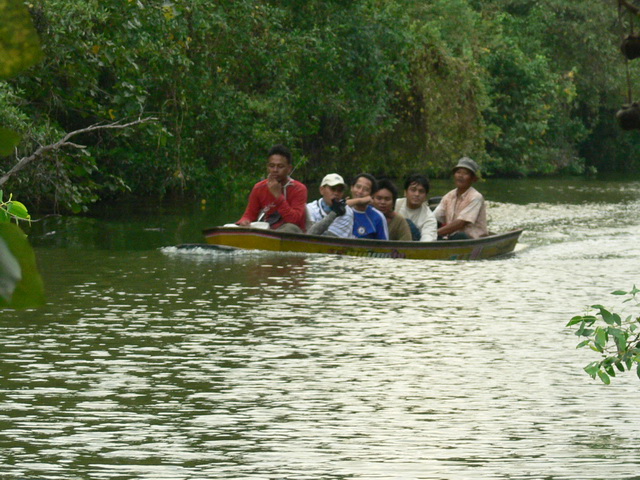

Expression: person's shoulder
xmin=395 ymin=197 xmax=407 ymax=210
xmin=470 ymin=186 xmax=484 ymax=198
xmin=369 ymin=205 xmax=386 ymax=220
xmin=289 ymin=178 xmax=307 ymax=190
xmin=464 ymin=187 xmax=484 ymax=201
xmin=253 ymin=178 xmax=268 ymax=187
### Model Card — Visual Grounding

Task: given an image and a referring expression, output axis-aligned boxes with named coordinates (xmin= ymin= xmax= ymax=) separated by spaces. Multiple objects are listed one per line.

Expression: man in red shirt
xmin=237 ymin=145 xmax=308 ymax=232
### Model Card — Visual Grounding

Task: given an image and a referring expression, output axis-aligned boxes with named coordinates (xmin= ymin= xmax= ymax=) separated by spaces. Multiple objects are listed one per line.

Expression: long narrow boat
xmin=202 ymin=226 xmax=523 ymax=260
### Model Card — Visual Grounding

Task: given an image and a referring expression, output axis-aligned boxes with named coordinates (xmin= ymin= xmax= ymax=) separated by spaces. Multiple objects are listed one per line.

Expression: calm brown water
xmin=2 ymin=178 xmax=640 ymax=480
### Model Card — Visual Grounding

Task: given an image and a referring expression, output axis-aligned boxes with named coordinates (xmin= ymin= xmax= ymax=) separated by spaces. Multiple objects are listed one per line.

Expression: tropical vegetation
xmin=568 ymin=287 xmax=640 ymax=384
xmin=2 ymin=0 xmax=640 ymax=213
xmin=0 ymin=0 xmax=44 ymax=308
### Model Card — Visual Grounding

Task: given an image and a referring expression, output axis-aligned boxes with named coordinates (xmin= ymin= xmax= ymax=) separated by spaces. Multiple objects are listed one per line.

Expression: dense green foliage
xmin=568 ymin=287 xmax=640 ymax=385
xmin=0 ymin=0 xmax=44 ymax=309
xmin=0 ymin=202 xmax=44 ymax=309
xmin=1 ymin=0 xmax=639 ymax=211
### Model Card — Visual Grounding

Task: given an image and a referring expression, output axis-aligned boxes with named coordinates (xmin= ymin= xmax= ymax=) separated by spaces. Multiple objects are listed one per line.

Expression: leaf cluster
xmin=567 ymin=287 xmax=640 ymax=385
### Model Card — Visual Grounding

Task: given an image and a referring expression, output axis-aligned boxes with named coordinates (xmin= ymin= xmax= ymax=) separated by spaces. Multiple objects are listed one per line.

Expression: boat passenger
xmin=346 ymin=173 xmax=389 ymax=240
xmin=372 ymin=179 xmax=412 ymax=241
xmin=236 ymin=144 xmax=308 ymax=233
xmin=306 ymin=173 xmax=355 ymax=237
xmin=434 ymin=157 xmax=488 ymax=240
xmin=394 ymin=173 xmax=438 ymax=241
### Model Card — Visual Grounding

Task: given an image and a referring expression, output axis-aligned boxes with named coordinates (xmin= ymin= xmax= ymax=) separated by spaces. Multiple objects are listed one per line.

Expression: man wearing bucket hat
xmin=306 ymin=173 xmax=355 ymax=237
xmin=433 ymin=157 xmax=488 ymax=240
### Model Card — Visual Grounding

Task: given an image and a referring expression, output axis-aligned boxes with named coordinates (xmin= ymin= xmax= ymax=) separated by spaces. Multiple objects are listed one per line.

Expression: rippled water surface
xmin=2 ymin=179 xmax=640 ymax=479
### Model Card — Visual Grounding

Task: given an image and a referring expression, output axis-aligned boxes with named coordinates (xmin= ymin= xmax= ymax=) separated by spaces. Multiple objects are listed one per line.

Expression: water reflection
xmin=2 ymin=181 xmax=640 ymax=479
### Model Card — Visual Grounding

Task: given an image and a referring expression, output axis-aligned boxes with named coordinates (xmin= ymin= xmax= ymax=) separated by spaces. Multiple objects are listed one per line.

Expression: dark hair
xmin=376 ymin=178 xmax=399 ymax=205
xmin=267 ymin=144 xmax=292 ymax=164
xmin=351 ymin=173 xmax=378 ymax=193
xmin=403 ymin=173 xmax=430 ymax=193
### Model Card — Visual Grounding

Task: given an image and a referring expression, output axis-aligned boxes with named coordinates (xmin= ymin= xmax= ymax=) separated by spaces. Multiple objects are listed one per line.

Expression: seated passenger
xmin=394 ymin=173 xmax=437 ymax=241
xmin=346 ymin=173 xmax=389 ymax=240
xmin=306 ymin=173 xmax=354 ymax=237
xmin=372 ymin=179 xmax=412 ymax=241
xmin=434 ymin=157 xmax=488 ymax=240
xmin=237 ymin=144 xmax=308 ymax=233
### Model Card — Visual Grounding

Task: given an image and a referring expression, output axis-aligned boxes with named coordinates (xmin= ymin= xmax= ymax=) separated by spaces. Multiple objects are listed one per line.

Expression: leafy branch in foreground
xmin=0 ymin=190 xmax=43 ymax=309
xmin=567 ymin=287 xmax=640 ymax=384
xmin=0 ymin=190 xmax=30 ymax=224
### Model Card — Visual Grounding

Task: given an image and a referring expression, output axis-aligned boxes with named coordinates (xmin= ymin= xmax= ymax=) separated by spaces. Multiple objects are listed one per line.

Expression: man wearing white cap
xmin=306 ymin=173 xmax=355 ymax=238
xmin=434 ymin=157 xmax=488 ymax=240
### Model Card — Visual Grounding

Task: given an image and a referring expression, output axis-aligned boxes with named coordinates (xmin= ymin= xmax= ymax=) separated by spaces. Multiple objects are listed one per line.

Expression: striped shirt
xmin=306 ymin=199 xmax=355 ymax=238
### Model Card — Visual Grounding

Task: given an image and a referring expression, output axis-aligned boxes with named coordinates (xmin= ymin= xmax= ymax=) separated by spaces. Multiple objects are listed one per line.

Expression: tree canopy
xmin=1 ymin=0 xmax=638 ymax=211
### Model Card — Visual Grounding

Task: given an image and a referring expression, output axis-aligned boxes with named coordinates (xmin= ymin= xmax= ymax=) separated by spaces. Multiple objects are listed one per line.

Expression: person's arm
xmin=437 ymin=218 xmax=469 ymax=237
xmin=273 ymin=182 xmax=308 ymax=229
xmin=307 ymin=211 xmax=338 ymax=235
xmin=433 ymin=202 xmax=445 ymax=225
xmin=237 ymin=184 xmax=262 ymax=225
xmin=419 ymin=207 xmax=438 ymax=242
xmin=346 ymin=196 xmax=372 ymax=209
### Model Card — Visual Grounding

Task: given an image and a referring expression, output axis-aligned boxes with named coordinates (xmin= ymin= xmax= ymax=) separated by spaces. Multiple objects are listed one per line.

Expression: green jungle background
xmin=3 ymin=0 xmax=640 ymax=213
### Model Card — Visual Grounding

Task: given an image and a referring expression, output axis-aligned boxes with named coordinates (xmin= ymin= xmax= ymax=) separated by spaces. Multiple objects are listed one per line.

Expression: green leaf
xmin=625 ymin=357 xmax=633 ymax=370
xmin=594 ymin=327 xmax=607 ymax=348
xmin=584 ymin=362 xmax=600 ymax=378
xmin=590 ymin=344 xmax=603 ymax=353
xmin=609 ymin=328 xmax=628 ymax=352
xmin=599 ymin=308 xmax=615 ymax=325
xmin=597 ymin=370 xmax=611 ymax=385
xmin=7 ymin=200 xmax=29 ymax=220
xmin=612 ymin=290 xmax=628 ymax=295
xmin=0 ymin=223 xmax=44 ymax=309
xmin=615 ymin=361 xmax=625 ymax=372
xmin=576 ymin=339 xmax=590 ymax=348
xmin=0 ymin=0 xmax=43 ymax=79
xmin=567 ymin=315 xmax=585 ymax=327
xmin=637 ymin=364 xmax=640 ymax=380
xmin=0 ymin=127 xmax=21 ymax=156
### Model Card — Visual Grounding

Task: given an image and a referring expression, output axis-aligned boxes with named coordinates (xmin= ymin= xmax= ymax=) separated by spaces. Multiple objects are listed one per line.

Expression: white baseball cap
xmin=320 ymin=173 xmax=345 ymax=187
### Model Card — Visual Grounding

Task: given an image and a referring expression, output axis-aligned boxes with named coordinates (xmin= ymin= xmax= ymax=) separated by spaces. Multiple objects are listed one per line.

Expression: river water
xmin=2 ymin=178 xmax=640 ymax=480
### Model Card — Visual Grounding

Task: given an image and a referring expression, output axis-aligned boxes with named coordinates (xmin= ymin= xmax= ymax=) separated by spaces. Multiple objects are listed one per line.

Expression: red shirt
xmin=238 ymin=178 xmax=308 ymax=231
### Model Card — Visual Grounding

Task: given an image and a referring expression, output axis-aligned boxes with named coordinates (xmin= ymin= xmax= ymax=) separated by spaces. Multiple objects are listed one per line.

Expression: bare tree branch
xmin=620 ymin=0 xmax=640 ymax=16
xmin=0 ymin=117 xmax=157 ymax=188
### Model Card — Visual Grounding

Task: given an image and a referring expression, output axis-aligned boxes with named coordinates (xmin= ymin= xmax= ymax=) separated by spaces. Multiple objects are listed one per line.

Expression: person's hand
xmin=267 ymin=175 xmax=283 ymax=198
xmin=237 ymin=219 xmax=251 ymax=226
xmin=347 ymin=195 xmax=371 ymax=207
xmin=331 ymin=199 xmax=347 ymax=216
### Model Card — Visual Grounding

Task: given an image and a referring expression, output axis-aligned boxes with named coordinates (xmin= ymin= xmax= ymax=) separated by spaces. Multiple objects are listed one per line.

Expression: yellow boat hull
xmin=203 ymin=227 xmax=523 ymax=260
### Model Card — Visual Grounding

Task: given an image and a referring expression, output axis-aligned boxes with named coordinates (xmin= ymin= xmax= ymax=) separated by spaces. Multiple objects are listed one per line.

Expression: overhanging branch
xmin=620 ymin=0 xmax=640 ymax=16
xmin=0 ymin=117 xmax=157 ymax=188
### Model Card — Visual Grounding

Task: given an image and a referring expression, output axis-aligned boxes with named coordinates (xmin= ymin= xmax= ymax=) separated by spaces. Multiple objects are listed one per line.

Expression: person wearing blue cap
xmin=434 ymin=157 xmax=488 ymax=240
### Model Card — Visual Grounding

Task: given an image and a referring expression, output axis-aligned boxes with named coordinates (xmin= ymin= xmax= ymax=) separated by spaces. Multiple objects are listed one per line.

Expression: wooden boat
xmin=202 ymin=226 xmax=523 ymax=260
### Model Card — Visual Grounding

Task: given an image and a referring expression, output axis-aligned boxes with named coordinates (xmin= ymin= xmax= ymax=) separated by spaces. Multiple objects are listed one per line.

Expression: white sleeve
xmin=420 ymin=207 xmax=438 ymax=242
